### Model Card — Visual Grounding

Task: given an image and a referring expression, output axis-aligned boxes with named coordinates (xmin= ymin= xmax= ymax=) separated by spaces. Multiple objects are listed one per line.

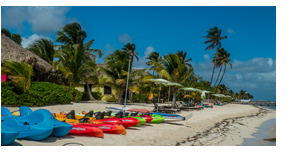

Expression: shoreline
xmin=4 ymin=103 xmax=276 ymax=146
xmin=176 ymin=106 xmax=276 ymax=146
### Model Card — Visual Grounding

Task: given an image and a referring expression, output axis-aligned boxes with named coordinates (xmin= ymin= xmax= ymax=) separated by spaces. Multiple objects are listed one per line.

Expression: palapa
xmin=1 ymin=33 xmax=53 ymax=74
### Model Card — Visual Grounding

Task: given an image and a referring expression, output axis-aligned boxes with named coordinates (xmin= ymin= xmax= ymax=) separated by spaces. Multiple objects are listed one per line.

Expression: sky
xmin=1 ymin=6 xmax=276 ymax=101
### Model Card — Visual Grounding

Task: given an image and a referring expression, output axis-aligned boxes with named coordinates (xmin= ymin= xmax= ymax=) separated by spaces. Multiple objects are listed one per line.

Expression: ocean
xmin=238 ymin=104 xmax=276 ymax=146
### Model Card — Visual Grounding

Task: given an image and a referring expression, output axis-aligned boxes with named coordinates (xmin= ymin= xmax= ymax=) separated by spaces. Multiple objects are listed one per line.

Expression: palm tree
xmin=146 ymin=51 xmax=161 ymax=76
xmin=55 ymin=22 xmax=103 ymax=62
xmin=1 ymin=28 xmax=23 ymax=45
xmin=217 ymin=50 xmax=232 ymax=87
xmin=203 ymin=26 xmax=227 ymax=93
xmin=122 ymin=43 xmax=139 ymax=68
xmin=1 ymin=60 xmax=33 ymax=93
xmin=55 ymin=22 xmax=103 ymax=100
xmin=27 ymin=38 xmax=57 ymax=64
xmin=176 ymin=50 xmax=193 ymax=68
xmin=99 ymin=50 xmax=141 ymax=104
xmin=151 ymin=54 xmax=193 ymax=107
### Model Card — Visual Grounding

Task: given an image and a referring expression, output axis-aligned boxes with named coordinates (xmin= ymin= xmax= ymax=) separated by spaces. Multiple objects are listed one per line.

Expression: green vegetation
xmin=1 ymin=82 xmax=76 ymax=106
xmin=1 ymin=24 xmax=254 ymax=106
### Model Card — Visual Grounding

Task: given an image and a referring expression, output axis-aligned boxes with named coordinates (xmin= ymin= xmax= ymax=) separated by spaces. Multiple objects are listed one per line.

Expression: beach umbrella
xmin=180 ymin=88 xmax=202 ymax=103
xmin=146 ymin=78 xmax=170 ymax=112
xmin=162 ymin=82 xmax=183 ymax=102
xmin=201 ymin=90 xmax=212 ymax=103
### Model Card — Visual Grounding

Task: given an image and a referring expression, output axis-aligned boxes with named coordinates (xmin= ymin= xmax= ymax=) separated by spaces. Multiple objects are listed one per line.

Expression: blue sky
xmin=1 ymin=6 xmax=276 ymax=101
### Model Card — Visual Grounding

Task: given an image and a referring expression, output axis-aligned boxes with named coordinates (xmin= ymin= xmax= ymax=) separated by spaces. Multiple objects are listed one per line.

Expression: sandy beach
xmin=4 ymin=102 xmax=276 ymax=146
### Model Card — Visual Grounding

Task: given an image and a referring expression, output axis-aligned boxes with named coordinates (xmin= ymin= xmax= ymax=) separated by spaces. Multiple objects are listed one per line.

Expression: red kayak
xmin=72 ymin=123 xmax=126 ymax=135
xmin=112 ymin=117 xmax=140 ymax=128
xmin=94 ymin=111 xmax=139 ymax=128
xmin=68 ymin=124 xmax=104 ymax=137
xmin=91 ymin=118 xmax=122 ymax=125
xmin=138 ymin=115 xmax=153 ymax=123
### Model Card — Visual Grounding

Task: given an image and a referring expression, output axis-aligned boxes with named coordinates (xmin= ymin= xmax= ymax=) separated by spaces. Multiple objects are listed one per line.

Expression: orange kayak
xmin=71 ymin=123 xmax=126 ymax=135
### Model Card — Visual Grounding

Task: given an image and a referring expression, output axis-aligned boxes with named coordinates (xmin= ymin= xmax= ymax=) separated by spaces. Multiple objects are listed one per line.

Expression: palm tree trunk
xmin=130 ymin=90 xmax=134 ymax=103
xmin=139 ymin=91 xmax=142 ymax=103
xmin=217 ymin=65 xmax=227 ymax=87
xmin=213 ymin=66 xmax=223 ymax=93
xmin=172 ymin=88 xmax=177 ymax=108
xmin=86 ymin=83 xmax=95 ymax=101
xmin=168 ymin=86 xmax=171 ymax=102
xmin=118 ymin=87 xmax=125 ymax=104
xmin=208 ymin=43 xmax=219 ymax=100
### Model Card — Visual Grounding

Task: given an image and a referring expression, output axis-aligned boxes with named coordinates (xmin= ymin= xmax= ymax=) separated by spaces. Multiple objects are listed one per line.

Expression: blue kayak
xmin=150 ymin=112 xmax=184 ymax=119
xmin=16 ymin=106 xmax=73 ymax=137
xmin=2 ymin=107 xmax=52 ymax=140
xmin=1 ymin=117 xmax=19 ymax=146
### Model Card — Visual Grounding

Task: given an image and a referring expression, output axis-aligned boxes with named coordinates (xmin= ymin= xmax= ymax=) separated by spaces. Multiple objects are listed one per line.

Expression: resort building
xmin=74 ymin=63 xmax=146 ymax=101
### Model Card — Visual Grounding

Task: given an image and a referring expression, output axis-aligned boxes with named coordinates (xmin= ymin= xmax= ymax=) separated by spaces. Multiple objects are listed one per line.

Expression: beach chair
xmin=176 ymin=101 xmax=202 ymax=111
xmin=153 ymin=103 xmax=180 ymax=114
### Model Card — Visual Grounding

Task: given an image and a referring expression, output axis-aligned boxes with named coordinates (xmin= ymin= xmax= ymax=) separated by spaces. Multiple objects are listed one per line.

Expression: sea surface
xmin=238 ymin=104 xmax=276 ymax=146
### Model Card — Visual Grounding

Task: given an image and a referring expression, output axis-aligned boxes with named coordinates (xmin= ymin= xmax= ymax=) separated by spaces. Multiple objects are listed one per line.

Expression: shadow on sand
xmin=16 ymin=135 xmax=75 ymax=144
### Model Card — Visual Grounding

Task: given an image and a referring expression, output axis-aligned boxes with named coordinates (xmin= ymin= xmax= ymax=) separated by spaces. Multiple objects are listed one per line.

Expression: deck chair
xmin=176 ymin=101 xmax=202 ymax=111
xmin=153 ymin=103 xmax=180 ymax=114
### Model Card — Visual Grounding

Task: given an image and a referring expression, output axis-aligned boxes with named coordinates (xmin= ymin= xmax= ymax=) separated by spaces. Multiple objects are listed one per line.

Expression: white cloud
xmin=2 ymin=6 xmax=72 ymax=34
xmin=203 ymin=54 xmax=210 ymax=61
xmin=192 ymin=57 xmax=276 ymax=101
xmin=118 ymin=33 xmax=133 ymax=44
xmin=132 ymin=46 xmax=156 ymax=69
xmin=227 ymin=28 xmax=236 ymax=33
xmin=21 ymin=34 xmax=53 ymax=48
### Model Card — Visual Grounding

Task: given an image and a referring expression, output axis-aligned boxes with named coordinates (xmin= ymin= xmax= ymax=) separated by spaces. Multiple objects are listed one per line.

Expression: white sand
xmin=4 ymin=102 xmax=276 ymax=146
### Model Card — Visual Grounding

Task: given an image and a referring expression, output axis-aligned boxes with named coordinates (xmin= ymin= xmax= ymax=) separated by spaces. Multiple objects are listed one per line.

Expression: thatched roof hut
xmin=1 ymin=33 xmax=53 ymax=74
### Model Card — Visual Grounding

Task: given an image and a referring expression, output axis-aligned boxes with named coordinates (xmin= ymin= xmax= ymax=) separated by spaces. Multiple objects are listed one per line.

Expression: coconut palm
xmin=55 ymin=22 xmax=103 ymax=62
xmin=176 ymin=50 xmax=193 ymax=68
xmin=98 ymin=50 xmax=141 ymax=104
xmin=27 ymin=38 xmax=57 ymax=64
xmin=150 ymin=54 xmax=193 ymax=107
xmin=122 ymin=43 xmax=139 ymax=68
xmin=1 ymin=28 xmax=23 ymax=45
xmin=146 ymin=51 xmax=161 ymax=76
xmin=204 ymin=26 xmax=227 ymax=88
xmin=1 ymin=60 xmax=33 ymax=93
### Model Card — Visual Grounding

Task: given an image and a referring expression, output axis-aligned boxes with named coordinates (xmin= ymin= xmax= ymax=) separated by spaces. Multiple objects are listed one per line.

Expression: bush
xmin=1 ymin=82 xmax=73 ymax=106
xmin=63 ymin=86 xmax=83 ymax=102
xmin=81 ymin=91 xmax=103 ymax=101
xmin=1 ymin=82 xmax=19 ymax=106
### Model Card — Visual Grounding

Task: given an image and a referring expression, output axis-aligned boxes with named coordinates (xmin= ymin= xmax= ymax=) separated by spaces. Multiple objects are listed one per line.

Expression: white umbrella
xmin=201 ymin=90 xmax=212 ymax=103
xmin=146 ymin=78 xmax=170 ymax=112
xmin=180 ymin=87 xmax=202 ymax=104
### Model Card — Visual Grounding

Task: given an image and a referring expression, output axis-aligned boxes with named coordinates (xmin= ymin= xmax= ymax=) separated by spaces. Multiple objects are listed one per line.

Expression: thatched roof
xmin=1 ymin=33 xmax=53 ymax=74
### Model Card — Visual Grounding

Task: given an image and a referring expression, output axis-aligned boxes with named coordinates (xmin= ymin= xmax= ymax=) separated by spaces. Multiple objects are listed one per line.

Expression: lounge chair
xmin=175 ymin=101 xmax=203 ymax=111
xmin=152 ymin=103 xmax=180 ymax=114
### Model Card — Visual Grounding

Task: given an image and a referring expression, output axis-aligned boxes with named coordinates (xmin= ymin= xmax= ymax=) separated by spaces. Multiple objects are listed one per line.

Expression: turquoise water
xmin=239 ymin=105 xmax=276 ymax=146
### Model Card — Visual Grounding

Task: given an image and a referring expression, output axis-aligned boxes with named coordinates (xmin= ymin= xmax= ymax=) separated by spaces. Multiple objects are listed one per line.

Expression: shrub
xmin=1 ymin=82 xmax=19 ymax=106
xmin=1 ymin=82 xmax=73 ymax=106
xmin=63 ymin=86 xmax=83 ymax=102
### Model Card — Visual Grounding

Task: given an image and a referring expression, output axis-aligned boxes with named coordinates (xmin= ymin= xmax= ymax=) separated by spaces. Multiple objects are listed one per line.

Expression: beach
xmin=4 ymin=102 xmax=276 ymax=146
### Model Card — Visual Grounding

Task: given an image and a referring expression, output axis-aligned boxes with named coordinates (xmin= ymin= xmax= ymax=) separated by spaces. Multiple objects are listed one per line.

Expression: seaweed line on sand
xmin=175 ymin=106 xmax=270 ymax=146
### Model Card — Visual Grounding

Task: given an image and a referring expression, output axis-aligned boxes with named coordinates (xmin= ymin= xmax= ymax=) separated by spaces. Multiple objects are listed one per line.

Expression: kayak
xmin=108 ymin=111 xmax=146 ymax=126
xmin=70 ymin=123 xmax=126 ymax=135
xmin=1 ymin=122 xmax=19 ymax=146
xmin=105 ymin=107 xmax=164 ymax=123
xmin=68 ymin=123 xmax=104 ymax=137
xmin=148 ymin=114 xmax=164 ymax=123
xmin=90 ymin=111 xmax=141 ymax=127
xmin=13 ymin=106 xmax=73 ymax=137
xmin=56 ymin=111 xmax=122 ymax=125
xmin=1 ymin=107 xmax=53 ymax=140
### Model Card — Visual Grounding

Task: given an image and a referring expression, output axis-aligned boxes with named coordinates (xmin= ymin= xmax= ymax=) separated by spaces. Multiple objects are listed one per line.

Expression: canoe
xmin=14 ymin=106 xmax=73 ymax=137
xmin=70 ymin=123 xmax=126 ymax=135
xmin=68 ymin=123 xmax=104 ymax=137
xmin=1 ymin=121 xmax=19 ymax=146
